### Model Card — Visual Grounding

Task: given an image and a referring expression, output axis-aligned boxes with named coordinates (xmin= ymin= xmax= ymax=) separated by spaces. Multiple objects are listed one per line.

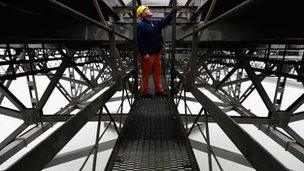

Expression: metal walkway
xmin=105 ymin=97 xmax=199 ymax=170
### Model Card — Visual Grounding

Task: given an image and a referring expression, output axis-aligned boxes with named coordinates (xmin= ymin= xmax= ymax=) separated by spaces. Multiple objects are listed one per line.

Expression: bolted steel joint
xmin=21 ymin=109 xmax=42 ymax=125
xmin=272 ymin=111 xmax=290 ymax=127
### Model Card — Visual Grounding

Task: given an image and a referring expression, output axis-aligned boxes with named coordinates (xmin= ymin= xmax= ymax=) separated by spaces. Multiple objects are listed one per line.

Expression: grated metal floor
xmin=105 ymin=97 xmax=199 ymax=170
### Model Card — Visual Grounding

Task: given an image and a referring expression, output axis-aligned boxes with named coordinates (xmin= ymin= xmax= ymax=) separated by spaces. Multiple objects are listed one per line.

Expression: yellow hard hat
xmin=136 ymin=5 xmax=147 ymax=18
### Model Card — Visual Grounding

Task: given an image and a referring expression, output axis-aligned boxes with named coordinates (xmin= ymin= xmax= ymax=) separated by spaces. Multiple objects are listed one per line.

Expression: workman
xmin=136 ymin=4 xmax=179 ymax=97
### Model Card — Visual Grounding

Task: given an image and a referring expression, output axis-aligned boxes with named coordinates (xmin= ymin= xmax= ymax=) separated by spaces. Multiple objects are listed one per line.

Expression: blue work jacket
xmin=137 ymin=12 xmax=173 ymax=55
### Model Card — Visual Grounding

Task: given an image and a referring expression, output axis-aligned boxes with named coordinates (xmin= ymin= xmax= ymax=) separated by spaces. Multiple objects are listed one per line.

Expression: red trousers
xmin=140 ymin=53 xmax=163 ymax=94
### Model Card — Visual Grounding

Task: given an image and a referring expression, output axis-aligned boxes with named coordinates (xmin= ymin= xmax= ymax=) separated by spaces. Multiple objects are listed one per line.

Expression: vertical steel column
xmin=185 ymin=27 xmax=199 ymax=90
xmin=6 ymin=44 xmax=15 ymax=77
xmin=264 ymin=44 xmax=271 ymax=70
xmin=92 ymin=108 xmax=103 ymax=171
xmin=234 ymin=68 xmax=243 ymax=98
xmin=119 ymin=85 xmax=125 ymax=130
xmin=223 ymin=67 xmax=233 ymax=95
xmin=109 ymin=27 xmax=120 ymax=82
xmin=204 ymin=110 xmax=212 ymax=171
xmin=132 ymin=0 xmax=139 ymax=98
xmin=68 ymin=68 xmax=77 ymax=97
xmin=301 ymin=49 xmax=304 ymax=79
xmin=0 ymin=49 xmax=24 ymax=104
xmin=93 ymin=0 xmax=125 ymax=77
xmin=90 ymin=63 xmax=95 ymax=81
xmin=42 ymin=44 xmax=48 ymax=70
xmin=184 ymin=0 xmax=217 ymax=76
xmin=215 ymin=64 xmax=221 ymax=81
xmin=183 ymin=90 xmax=188 ymax=130
xmin=26 ymin=75 xmax=39 ymax=108
xmin=170 ymin=0 xmax=177 ymax=96
xmin=273 ymin=76 xmax=286 ymax=110
xmin=92 ymin=0 xmax=106 ymax=23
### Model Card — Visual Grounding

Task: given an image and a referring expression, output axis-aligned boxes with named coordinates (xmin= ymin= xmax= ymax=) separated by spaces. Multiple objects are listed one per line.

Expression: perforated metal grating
xmin=105 ymin=97 xmax=199 ymax=170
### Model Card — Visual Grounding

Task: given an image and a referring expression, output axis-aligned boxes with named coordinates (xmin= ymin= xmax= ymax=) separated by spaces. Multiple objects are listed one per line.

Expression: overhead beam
xmin=113 ymin=6 xmax=197 ymax=13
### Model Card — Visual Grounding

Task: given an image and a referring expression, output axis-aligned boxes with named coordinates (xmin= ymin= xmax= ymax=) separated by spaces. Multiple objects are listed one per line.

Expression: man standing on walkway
xmin=136 ymin=4 xmax=179 ymax=97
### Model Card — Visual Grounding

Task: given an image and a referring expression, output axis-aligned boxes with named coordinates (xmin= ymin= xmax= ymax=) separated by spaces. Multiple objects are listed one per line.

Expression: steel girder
xmin=6 ymin=71 xmax=133 ymax=170
xmin=0 ymin=40 xmax=135 ymax=169
xmin=177 ymin=72 xmax=288 ymax=170
xmin=174 ymin=39 xmax=304 ymax=169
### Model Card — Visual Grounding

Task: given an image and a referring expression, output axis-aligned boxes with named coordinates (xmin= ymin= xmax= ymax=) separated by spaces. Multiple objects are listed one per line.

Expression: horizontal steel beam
xmin=181 ymin=115 xmax=271 ymax=125
xmin=176 ymin=95 xmax=230 ymax=107
xmin=113 ymin=6 xmax=197 ymax=13
xmin=40 ymin=113 xmax=271 ymax=125
xmin=113 ymin=21 xmax=198 ymax=25
xmin=41 ymin=114 xmax=129 ymax=122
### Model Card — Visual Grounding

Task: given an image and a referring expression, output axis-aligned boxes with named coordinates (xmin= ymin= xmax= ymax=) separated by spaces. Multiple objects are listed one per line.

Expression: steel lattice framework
xmin=0 ymin=0 xmax=304 ymax=170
